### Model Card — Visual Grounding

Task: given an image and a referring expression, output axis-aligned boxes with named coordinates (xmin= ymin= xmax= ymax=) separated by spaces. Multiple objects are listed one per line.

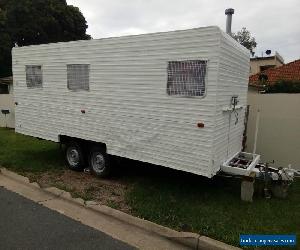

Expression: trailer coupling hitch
xmin=253 ymin=162 xmax=299 ymax=199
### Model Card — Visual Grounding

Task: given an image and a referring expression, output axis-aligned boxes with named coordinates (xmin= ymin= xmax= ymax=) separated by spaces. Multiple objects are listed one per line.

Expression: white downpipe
xmin=253 ymin=108 xmax=260 ymax=154
xmin=226 ymin=112 xmax=232 ymax=158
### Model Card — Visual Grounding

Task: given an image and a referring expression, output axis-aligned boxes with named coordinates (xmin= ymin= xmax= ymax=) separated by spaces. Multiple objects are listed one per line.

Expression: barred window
xmin=67 ymin=64 xmax=90 ymax=91
xmin=26 ymin=65 xmax=42 ymax=88
xmin=167 ymin=60 xmax=207 ymax=97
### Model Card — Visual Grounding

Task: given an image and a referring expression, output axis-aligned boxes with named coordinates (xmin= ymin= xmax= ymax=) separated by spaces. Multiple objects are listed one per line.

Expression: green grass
xmin=0 ymin=128 xmax=65 ymax=174
xmin=126 ymin=168 xmax=300 ymax=248
xmin=0 ymin=127 xmax=299 ymax=248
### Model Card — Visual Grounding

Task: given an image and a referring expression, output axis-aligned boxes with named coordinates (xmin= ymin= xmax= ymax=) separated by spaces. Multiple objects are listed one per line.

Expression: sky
xmin=67 ymin=0 xmax=300 ymax=63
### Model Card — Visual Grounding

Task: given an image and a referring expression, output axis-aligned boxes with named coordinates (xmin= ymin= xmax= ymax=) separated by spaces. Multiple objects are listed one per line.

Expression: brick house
xmin=249 ymin=59 xmax=300 ymax=86
xmin=250 ymin=52 xmax=284 ymax=76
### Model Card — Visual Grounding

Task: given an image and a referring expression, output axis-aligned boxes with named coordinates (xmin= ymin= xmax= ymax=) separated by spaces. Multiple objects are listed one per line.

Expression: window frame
xmin=25 ymin=65 xmax=43 ymax=89
xmin=67 ymin=64 xmax=90 ymax=91
xmin=166 ymin=60 xmax=208 ymax=98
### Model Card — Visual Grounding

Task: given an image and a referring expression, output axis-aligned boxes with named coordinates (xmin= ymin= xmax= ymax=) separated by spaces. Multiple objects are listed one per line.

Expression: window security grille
xmin=26 ymin=65 xmax=42 ymax=88
xmin=67 ymin=64 xmax=90 ymax=91
xmin=167 ymin=60 xmax=207 ymax=97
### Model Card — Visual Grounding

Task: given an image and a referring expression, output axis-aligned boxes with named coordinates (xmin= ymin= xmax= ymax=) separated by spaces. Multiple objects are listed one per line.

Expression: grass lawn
xmin=0 ymin=127 xmax=299 ymax=248
xmin=0 ymin=128 xmax=65 ymax=174
xmin=127 ymin=169 xmax=299 ymax=248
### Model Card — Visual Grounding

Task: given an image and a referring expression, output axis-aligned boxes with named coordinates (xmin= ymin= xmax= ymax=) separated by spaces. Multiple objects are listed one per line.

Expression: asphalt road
xmin=0 ymin=187 xmax=135 ymax=250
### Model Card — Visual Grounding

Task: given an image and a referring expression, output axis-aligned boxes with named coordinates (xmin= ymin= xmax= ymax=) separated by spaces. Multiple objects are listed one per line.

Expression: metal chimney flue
xmin=225 ymin=8 xmax=234 ymax=36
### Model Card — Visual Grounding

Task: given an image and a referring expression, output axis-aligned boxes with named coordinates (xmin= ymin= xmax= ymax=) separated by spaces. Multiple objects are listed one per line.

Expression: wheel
xmin=65 ymin=141 xmax=85 ymax=171
xmin=88 ymin=146 xmax=110 ymax=177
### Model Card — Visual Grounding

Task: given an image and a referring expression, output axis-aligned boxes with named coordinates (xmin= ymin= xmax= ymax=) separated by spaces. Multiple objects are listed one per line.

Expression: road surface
xmin=0 ymin=187 xmax=135 ymax=250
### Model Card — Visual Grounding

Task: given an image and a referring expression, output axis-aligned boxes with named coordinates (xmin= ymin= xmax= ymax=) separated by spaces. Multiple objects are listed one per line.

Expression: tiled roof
xmin=249 ymin=59 xmax=300 ymax=86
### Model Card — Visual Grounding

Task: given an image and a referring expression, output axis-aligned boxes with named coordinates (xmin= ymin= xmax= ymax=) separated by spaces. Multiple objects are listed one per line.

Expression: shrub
xmin=264 ymin=80 xmax=300 ymax=93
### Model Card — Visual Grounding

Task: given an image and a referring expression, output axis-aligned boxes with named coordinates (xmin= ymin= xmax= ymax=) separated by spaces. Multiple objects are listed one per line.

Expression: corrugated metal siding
xmin=211 ymin=31 xmax=250 ymax=175
xmin=13 ymin=26 xmax=225 ymax=177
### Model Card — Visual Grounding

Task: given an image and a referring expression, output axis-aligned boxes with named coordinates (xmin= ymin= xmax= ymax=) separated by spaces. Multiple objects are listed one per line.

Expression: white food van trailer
xmin=12 ymin=26 xmax=296 ymax=194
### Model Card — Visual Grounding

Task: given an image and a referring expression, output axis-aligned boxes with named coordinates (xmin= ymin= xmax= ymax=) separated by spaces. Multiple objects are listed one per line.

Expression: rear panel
xmin=212 ymin=31 xmax=250 ymax=175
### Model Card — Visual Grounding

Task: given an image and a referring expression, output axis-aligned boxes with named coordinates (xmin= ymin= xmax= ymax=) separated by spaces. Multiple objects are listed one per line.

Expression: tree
xmin=232 ymin=27 xmax=257 ymax=55
xmin=0 ymin=0 xmax=91 ymax=77
xmin=0 ymin=2 xmax=13 ymax=77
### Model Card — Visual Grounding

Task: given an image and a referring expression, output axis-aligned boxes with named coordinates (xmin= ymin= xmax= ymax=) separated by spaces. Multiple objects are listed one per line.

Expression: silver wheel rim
xmin=67 ymin=147 xmax=80 ymax=167
xmin=91 ymin=152 xmax=105 ymax=173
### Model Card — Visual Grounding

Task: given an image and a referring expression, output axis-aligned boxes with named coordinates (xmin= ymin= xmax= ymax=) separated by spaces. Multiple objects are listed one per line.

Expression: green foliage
xmin=0 ymin=4 xmax=12 ymax=77
xmin=233 ymin=27 xmax=257 ymax=55
xmin=0 ymin=0 xmax=91 ymax=77
xmin=265 ymin=80 xmax=300 ymax=93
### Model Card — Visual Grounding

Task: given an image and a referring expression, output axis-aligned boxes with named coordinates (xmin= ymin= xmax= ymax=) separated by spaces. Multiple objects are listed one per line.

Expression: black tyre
xmin=65 ymin=141 xmax=85 ymax=171
xmin=88 ymin=146 xmax=110 ymax=178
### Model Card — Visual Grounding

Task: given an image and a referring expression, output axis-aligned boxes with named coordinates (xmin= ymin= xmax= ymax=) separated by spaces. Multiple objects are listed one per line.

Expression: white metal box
xmin=221 ymin=152 xmax=261 ymax=176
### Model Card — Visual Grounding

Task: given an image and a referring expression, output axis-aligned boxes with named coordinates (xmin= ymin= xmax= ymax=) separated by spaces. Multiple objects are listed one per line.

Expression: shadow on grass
xmin=113 ymin=156 xmax=241 ymax=198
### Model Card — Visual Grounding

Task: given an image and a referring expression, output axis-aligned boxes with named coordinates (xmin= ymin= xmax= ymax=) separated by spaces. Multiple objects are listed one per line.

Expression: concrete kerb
xmin=86 ymin=202 xmax=201 ymax=249
xmin=0 ymin=167 xmax=30 ymax=184
xmin=0 ymin=168 xmax=240 ymax=250
xmin=43 ymin=186 xmax=86 ymax=206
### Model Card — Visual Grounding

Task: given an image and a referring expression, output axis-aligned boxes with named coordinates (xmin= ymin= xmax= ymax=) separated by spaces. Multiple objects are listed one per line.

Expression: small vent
xmin=67 ymin=64 xmax=90 ymax=91
xmin=26 ymin=65 xmax=42 ymax=88
xmin=167 ymin=60 xmax=207 ymax=97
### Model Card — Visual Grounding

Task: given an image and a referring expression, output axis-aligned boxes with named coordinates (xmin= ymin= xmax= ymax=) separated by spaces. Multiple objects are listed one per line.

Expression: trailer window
xmin=167 ymin=60 xmax=207 ymax=97
xmin=67 ymin=64 xmax=90 ymax=91
xmin=26 ymin=65 xmax=42 ymax=88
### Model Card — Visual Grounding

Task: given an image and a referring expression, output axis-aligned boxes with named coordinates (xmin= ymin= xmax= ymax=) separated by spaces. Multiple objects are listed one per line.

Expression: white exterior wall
xmin=0 ymin=83 xmax=15 ymax=128
xmin=212 ymin=31 xmax=250 ymax=175
xmin=12 ymin=26 xmax=249 ymax=178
